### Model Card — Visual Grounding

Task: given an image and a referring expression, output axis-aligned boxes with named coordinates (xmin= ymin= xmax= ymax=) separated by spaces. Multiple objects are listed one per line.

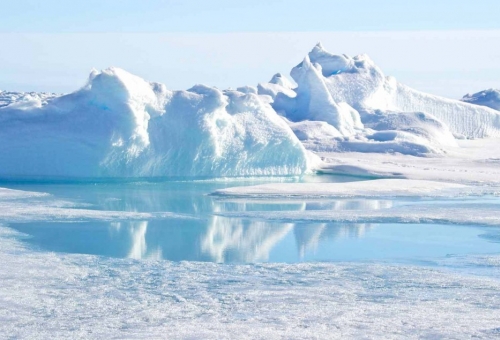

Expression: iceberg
xmin=0 ymin=68 xmax=312 ymax=178
xmin=264 ymin=43 xmax=500 ymax=155
xmin=461 ymin=89 xmax=500 ymax=111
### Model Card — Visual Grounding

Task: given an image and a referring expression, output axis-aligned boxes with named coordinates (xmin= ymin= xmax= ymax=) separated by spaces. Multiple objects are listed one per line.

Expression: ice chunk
xmin=268 ymin=73 xmax=295 ymax=89
xmin=307 ymin=42 xmax=356 ymax=76
xmin=257 ymin=73 xmax=296 ymax=99
xmin=274 ymin=55 xmax=363 ymax=137
xmin=269 ymin=44 xmax=500 ymax=157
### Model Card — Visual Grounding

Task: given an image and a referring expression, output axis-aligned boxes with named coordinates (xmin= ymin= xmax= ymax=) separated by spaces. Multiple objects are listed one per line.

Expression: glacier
xmin=1 ymin=43 xmax=500 ymax=177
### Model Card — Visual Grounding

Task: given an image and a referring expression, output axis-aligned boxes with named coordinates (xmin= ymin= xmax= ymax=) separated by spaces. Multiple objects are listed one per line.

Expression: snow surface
xmin=317 ymin=138 xmax=500 ymax=186
xmin=2 ymin=224 xmax=500 ymax=339
xmin=461 ymin=88 xmax=500 ymax=111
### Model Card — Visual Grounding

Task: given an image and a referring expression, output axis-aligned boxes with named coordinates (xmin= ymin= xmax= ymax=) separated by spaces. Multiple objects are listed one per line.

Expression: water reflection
xmin=103 ymin=217 xmax=375 ymax=263
xmin=201 ymin=216 xmax=294 ymax=263
xmin=6 ymin=180 xmax=402 ymax=263
xmin=294 ymin=223 xmax=373 ymax=258
xmin=125 ymin=221 xmax=162 ymax=260
xmin=98 ymin=196 xmax=392 ymax=262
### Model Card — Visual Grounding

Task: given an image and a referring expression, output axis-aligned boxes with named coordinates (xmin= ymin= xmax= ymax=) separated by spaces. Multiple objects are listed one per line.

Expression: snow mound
xmin=0 ymin=68 xmax=312 ymax=178
xmin=461 ymin=89 xmax=500 ymax=111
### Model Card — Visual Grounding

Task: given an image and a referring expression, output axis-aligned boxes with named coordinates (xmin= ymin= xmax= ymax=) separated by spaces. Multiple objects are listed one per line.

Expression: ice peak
xmin=269 ymin=73 xmax=295 ymax=89
xmin=306 ymin=44 xmax=355 ymax=77
xmin=314 ymin=42 xmax=325 ymax=50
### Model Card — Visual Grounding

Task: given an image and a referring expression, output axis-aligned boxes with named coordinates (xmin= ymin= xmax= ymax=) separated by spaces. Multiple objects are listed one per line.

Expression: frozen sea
xmin=1 ymin=176 xmax=500 ymax=339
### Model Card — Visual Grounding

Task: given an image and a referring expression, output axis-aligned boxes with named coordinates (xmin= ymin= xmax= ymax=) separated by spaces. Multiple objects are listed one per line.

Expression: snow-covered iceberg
xmin=262 ymin=43 xmax=500 ymax=155
xmin=0 ymin=68 xmax=312 ymax=178
xmin=461 ymin=89 xmax=500 ymax=111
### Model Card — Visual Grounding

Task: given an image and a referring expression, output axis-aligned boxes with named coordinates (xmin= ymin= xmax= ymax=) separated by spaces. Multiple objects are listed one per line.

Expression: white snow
xmin=461 ymin=88 xmax=500 ymax=111
xmin=318 ymin=138 xmax=500 ymax=186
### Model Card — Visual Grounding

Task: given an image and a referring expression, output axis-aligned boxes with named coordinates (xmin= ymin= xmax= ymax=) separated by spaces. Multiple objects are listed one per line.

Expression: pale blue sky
xmin=1 ymin=1 xmax=499 ymax=98
xmin=3 ymin=0 xmax=500 ymax=32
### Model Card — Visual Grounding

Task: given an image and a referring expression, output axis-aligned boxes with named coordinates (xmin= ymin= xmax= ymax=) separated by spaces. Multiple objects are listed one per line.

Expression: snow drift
xmin=0 ymin=68 xmax=311 ymax=178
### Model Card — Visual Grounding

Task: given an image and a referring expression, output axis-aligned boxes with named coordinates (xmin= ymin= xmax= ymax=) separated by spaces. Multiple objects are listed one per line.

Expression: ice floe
xmin=212 ymin=179 xmax=475 ymax=198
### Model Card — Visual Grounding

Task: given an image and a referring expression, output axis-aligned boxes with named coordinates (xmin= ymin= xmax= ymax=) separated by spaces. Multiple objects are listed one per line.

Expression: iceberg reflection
xmin=127 ymin=221 xmax=162 ymax=260
xmin=114 ymin=219 xmax=375 ymax=263
xmin=201 ymin=216 xmax=294 ymax=263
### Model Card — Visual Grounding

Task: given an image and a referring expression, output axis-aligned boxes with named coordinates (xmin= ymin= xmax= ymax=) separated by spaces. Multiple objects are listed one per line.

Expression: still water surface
xmin=4 ymin=175 xmax=500 ymax=264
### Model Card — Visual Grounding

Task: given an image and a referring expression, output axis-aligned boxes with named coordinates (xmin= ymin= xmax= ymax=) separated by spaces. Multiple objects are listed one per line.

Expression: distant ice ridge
xmin=0 ymin=68 xmax=312 ymax=177
xmin=0 ymin=90 xmax=58 ymax=108
xmin=261 ymin=43 xmax=500 ymax=155
xmin=461 ymin=89 xmax=500 ymax=111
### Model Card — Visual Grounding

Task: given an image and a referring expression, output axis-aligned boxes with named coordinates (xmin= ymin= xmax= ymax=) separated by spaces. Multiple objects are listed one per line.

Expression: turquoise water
xmin=4 ymin=176 xmax=500 ymax=264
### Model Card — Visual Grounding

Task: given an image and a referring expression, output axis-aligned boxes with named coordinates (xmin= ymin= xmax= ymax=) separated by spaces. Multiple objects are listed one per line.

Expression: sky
xmin=1 ymin=0 xmax=500 ymax=98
